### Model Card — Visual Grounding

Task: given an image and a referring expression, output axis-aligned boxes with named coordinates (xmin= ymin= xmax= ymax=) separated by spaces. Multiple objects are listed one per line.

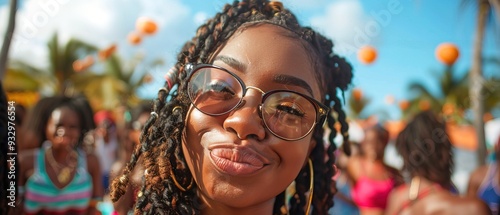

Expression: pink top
xmin=351 ymin=176 xmax=396 ymax=209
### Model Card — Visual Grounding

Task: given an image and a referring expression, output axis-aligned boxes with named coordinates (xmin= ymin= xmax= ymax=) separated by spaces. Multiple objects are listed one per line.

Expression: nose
xmin=223 ymin=89 xmax=266 ymax=140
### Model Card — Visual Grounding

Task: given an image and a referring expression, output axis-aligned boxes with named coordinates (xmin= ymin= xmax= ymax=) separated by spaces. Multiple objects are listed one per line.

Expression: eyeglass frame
xmin=185 ymin=63 xmax=331 ymax=141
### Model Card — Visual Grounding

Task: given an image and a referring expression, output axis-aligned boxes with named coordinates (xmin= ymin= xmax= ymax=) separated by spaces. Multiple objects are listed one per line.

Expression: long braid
xmin=110 ymin=1 xmax=353 ymax=214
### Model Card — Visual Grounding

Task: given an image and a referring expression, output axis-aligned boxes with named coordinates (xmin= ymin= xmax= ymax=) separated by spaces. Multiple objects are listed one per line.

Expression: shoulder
xmin=385 ymin=184 xmax=409 ymax=215
xmin=85 ymin=152 xmax=100 ymax=167
xmin=470 ymin=165 xmax=489 ymax=180
xmin=346 ymin=155 xmax=362 ymax=169
xmin=453 ymin=196 xmax=491 ymax=215
xmin=346 ymin=155 xmax=362 ymax=178
xmin=468 ymin=165 xmax=489 ymax=188
xmin=19 ymin=149 xmax=38 ymax=169
xmin=19 ymin=149 xmax=38 ymax=184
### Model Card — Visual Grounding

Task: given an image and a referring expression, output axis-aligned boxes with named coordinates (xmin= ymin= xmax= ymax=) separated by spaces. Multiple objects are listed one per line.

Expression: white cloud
xmin=310 ymin=0 xmax=372 ymax=56
xmin=193 ymin=12 xmax=208 ymax=25
xmin=1 ymin=0 xmax=196 ymax=71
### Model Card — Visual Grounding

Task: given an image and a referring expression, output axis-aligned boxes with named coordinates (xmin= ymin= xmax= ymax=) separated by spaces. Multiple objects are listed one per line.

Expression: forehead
xmin=213 ymin=24 xmax=321 ymax=98
xmin=49 ymin=106 xmax=79 ymax=123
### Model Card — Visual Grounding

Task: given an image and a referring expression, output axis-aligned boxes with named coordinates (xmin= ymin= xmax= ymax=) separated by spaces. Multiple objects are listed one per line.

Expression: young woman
xmin=110 ymin=1 xmax=353 ymax=214
xmin=18 ymin=96 xmax=103 ymax=214
xmin=386 ymin=111 xmax=490 ymax=215
xmin=347 ymin=125 xmax=403 ymax=215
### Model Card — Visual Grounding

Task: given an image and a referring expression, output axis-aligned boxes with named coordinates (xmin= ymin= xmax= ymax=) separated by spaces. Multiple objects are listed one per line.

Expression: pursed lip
xmin=208 ymin=144 xmax=271 ymax=176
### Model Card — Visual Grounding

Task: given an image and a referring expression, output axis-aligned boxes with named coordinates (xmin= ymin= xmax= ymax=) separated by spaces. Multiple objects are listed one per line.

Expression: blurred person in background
xmin=386 ymin=111 xmax=490 ymax=215
xmin=94 ymin=110 xmax=119 ymax=193
xmin=330 ymin=141 xmax=361 ymax=215
xmin=110 ymin=102 xmax=150 ymax=215
xmin=467 ymin=135 xmax=500 ymax=215
xmin=347 ymin=124 xmax=403 ymax=215
xmin=18 ymin=95 xmax=103 ymax=214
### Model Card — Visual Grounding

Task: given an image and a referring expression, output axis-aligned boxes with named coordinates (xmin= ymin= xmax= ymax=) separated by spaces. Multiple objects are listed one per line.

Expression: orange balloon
xmin=73 ymin=60 xmax=84 ymax=72
xmin=419 ymin=100 xmax=431 ymax=111
xmin=399 ymin=100 xmax=410 ymax=111
xmin=358 ymin=46 xmax=377 ymax=65
xmin=442 ymin=103 xmax=455 ymax=115
xmin=352 ymin=88 xmax=363 ymax=101
xmin=128 ymin=32 xmax=142 ymax=45
xmin=136 ymin=17 xmax=158 ymax=35
xmin=436 ymin=43 xmax=459 ymax=65
xmin=98 ymin=44 xmax=117 ymax=60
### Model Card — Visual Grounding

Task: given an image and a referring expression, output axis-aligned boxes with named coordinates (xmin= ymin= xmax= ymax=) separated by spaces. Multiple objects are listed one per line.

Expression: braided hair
xmin=110 ymin=1 xmax=353 ymax=214
xmin=395 ymin=111 xmax=453 ymax=189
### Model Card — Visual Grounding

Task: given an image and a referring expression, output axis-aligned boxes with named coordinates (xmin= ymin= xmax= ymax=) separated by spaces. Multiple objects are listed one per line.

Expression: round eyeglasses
xmin=186 ymin=64 xmax=330 ymax=141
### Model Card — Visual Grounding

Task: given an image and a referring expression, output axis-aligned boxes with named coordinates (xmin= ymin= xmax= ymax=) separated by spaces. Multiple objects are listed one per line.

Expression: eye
xmin=276 ymin=103 xmax=305 ymax=117
xmin=203 ymin=81 xmax=236 ymax=100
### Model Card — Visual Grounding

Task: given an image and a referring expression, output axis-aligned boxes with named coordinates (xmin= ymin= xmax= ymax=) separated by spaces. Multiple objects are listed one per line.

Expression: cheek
xmin=182 ymin=109 xmax=216 ymax=184
xmin=273 ymin=139 xmax=312 ymax=179
xmin=45 ymin=125 xmax=56 ymax=140
xmin=69 ymin=128 xmax=81 ymax=139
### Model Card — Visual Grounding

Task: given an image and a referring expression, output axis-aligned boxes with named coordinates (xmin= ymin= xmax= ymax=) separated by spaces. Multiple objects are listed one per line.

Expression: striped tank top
xmin=24 ymin=148 xmax=93 ymax=215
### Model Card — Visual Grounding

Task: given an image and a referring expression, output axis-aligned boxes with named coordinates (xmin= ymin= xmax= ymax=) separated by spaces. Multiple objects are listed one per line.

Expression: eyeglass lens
xmin=187 ymin=66 xmax=319 ymax=140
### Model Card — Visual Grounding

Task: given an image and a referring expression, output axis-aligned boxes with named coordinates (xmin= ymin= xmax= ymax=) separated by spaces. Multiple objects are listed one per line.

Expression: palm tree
xmin=72 ymin=53 xmax=163 ymax=110
xmin=467 ymin=0 xmax=499 ymax=165
xmin=406 ymin=66 xmax=470 ymax=123
xmin=0 ymin=0 xmax=18 ymax=79
xmin=47 ymin=34 xmax=99 ymax=95
xmin=347 ymin=88 xmax=370 ymax=119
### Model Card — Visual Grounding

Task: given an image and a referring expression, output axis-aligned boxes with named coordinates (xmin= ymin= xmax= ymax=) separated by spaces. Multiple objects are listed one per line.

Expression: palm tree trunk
xmin=0 ymin=0 xmax=18 ymax=79
xmin=490 ymin=0 xmax=500 ymax=22
xmin=471 ymin=0 xmax=489 ymax=166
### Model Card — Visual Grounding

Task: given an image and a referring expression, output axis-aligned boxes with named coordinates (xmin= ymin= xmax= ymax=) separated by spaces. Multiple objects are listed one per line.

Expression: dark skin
xmin=18 ymin=107 xmax=103 ymax=215
xmin=386 ymin=176 xmax=491 ymax=215
xmin=467 ymin=139 xmax=500 ymax=201
xmin=182 ymin=24 xmax=319 ymax=215
xmin=346 ymin=128 xmax=403 ymax=215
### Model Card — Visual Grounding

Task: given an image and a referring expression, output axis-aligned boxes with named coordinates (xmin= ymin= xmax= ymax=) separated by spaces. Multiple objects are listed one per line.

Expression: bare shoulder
xmin=385 ymin=184 xmax=408 ymax=215
xmin=19 ymin=149 xmax=38 ymax=172
xmin=85 ymin=151 xmax=100 ymax=167
xmin=18 ymin=149 xmax=38 ymax=185
xmin=346 ymin=155 xmax=362 ymax=177
xmin=451 ymin=195 xmax=492 ymax=215
xmin=470 ymin=165 xmax=489 ymax=182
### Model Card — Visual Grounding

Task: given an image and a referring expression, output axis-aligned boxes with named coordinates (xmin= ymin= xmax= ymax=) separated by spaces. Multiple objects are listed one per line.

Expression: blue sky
xmin=0 ymin=0 xmax=499 ymax=119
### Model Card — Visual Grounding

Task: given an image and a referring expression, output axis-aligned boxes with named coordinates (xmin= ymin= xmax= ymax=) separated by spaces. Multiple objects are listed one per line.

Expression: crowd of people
xmin=1 ymin=0 xmax=499 ymax=214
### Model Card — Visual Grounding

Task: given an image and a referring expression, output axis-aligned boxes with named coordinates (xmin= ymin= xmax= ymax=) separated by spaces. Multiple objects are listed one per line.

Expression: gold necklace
xmin=46 ymin=148 xmax=77 ymax=184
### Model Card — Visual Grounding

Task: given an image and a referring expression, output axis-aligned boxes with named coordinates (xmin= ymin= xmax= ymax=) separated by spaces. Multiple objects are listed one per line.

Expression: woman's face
xmin=45 ymin=106 xmax=81 ymax=148
xmin=182 ymin=24 xmax=321 ymax=209
xmin=362 ymin=128 xmax=386 ymax=156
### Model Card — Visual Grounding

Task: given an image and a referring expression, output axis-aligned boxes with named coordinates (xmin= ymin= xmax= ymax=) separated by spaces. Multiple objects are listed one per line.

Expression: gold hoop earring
xmin=281 ymin=159 xmax=314 ymax=215
xmin=170 ymin=167 xmax=194 ymax=192
xmin=306 ymin=158 xmax=314 ymax=214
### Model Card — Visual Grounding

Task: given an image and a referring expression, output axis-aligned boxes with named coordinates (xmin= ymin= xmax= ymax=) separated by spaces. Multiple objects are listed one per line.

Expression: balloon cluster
xmin=128 ymin=17 xmax=158 ymax=45
xmin=72 ymin=17 xmax=158 ymax=72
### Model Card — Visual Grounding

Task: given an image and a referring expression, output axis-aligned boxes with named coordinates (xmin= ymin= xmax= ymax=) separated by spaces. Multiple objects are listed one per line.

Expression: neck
xmin=51 ymin=145 xmax=73 ymax=159
xmin=200 ymin=195 xmax=275 ymax=215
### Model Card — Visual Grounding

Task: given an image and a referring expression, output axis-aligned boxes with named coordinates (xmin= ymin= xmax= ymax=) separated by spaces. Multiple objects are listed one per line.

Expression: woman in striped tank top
xmin=18 ymin=96 xmax=103 ymax=215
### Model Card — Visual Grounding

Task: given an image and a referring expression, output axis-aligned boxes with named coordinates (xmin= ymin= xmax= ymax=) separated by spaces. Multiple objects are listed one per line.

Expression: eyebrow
xmin=273 ymin=74 xmax=313 ymax=96
xmin=214 ymin=55 xmax=314 ymax=96
xmin=214 ymin=55 xmax=247 ymax=72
